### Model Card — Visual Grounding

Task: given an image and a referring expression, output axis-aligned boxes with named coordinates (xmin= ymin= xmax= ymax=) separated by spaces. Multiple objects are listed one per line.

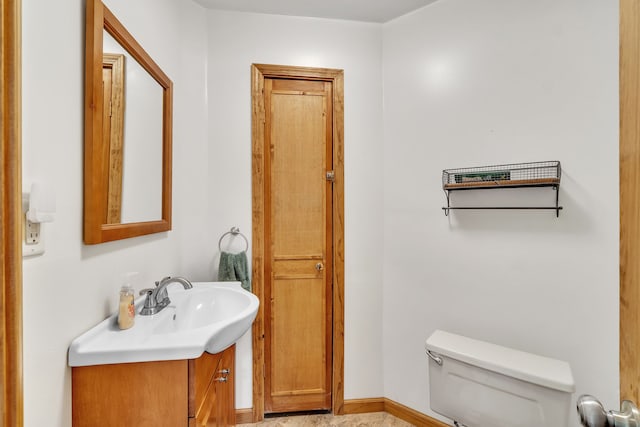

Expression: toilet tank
xmin=425 ymin=330 xmax=575 ymax=427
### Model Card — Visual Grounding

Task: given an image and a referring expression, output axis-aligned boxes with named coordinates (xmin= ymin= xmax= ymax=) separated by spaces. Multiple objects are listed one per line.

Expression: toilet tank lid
xmin=425 ymin=330 xmax=575 ymax=393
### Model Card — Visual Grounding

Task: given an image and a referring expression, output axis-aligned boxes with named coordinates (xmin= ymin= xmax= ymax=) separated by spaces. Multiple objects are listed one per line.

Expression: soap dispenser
xmin=118 ymin=273 xmax=137 ymax=330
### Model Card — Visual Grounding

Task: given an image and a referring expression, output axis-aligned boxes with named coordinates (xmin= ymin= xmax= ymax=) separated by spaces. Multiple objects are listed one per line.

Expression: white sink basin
xmin=68 ymin=282 xmax=259 ymax=366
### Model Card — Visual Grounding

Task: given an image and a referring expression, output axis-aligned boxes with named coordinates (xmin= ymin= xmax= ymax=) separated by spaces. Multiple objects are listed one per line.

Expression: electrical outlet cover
xmin=23 ymin=216 xmax=44 ymax=257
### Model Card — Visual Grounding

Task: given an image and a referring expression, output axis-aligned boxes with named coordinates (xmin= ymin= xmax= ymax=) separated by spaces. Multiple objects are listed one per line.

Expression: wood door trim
xmin=273 ymin=255 xmax=324 ymax=261
xmin=271 ymin=90 xmax=326 ymax=96
xmin=235 ymin=408 xmax=254 ymax=424
xmin=273 ymin=275 xmax=322 ymax=280
xmin=251 ymin=63 xmax=344 ymax=421
xmin=102 ymin=53 xmax=125 ymax=224
xmin=1 ymin=0 xmax=23 ymax=424
xmin=620 ymin=0 xmax=640 ymax=402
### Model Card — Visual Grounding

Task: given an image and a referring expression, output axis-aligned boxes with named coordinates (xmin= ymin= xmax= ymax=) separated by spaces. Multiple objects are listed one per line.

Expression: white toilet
xmin=425 ymin=330 xmax=575 ymax=427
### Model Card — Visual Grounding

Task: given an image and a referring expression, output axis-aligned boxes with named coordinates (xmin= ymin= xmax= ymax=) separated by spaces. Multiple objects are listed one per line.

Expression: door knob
xmin=577 ymin=394 xmax=640 ymax=427
xmin=315 ymin=262 xmax=324 ymax=271
xmin=577 ymin=395 xmax=610 ymax=427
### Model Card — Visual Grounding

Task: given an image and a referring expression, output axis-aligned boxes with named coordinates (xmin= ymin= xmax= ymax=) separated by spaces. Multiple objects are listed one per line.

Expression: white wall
xmin=205 ymin=10 xmax=385 ymax=407
xmin=21 ymin=0 xmax=209 ymax=425
xmin=382 ymin=0 xmax=619 ymax=425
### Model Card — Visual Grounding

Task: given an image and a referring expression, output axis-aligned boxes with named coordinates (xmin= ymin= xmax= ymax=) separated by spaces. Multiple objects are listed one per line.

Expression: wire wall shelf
xmin=442 ymin=161 xmax=562 ymax=217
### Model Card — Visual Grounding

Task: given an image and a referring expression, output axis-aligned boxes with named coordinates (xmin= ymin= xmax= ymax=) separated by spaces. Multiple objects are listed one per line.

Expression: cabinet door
xmin=72 ymin=360 xmax=189 ymax=427
xmin=192 ymin=345 xmax=235 ymax=427
xmin=214 ymin=345 xmax=235 ymax=426
xmin=193 ymin=352 xmax=222 ymax=426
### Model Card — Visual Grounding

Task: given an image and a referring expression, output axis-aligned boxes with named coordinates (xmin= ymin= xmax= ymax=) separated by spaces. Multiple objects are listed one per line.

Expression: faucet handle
xmin=139 ymin=288 xmax=159 ymax=315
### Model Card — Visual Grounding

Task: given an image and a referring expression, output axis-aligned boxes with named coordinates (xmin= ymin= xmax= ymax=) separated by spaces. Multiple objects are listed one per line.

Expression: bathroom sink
xmin=151 ymin=284 xmax=256 ymax=352
xmin=68 ymin=282 xmax=259 ymax=366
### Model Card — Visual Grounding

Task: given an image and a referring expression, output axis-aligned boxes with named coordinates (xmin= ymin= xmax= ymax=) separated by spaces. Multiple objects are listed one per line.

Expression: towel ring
xmin=218 ymin=227 xmax=249 ymax=253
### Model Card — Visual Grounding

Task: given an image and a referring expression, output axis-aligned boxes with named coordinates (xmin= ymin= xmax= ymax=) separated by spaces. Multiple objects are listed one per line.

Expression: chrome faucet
xmin=139 ymin=276 xmax=193 ymax=315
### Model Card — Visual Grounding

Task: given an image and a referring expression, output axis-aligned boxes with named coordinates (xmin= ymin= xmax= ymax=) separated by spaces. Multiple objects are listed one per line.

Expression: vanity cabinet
xmin=72 ymin=345 xmax=235 ymax=427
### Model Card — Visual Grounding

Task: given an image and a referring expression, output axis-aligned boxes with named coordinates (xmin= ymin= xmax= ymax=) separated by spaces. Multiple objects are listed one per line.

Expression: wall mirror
xmin=84 ymin=0 xmax=173 ymax=244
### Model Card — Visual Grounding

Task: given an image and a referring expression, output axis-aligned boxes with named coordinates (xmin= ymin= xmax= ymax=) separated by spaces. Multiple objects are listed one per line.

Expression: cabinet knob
xmin=315 ymin=262 xmax=324 ymax=271
xmin=214 ymin=376 xmax=228 ymax=383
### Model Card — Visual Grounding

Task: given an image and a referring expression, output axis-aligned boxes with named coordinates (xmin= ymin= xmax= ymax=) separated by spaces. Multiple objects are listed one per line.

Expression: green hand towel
xmin=218 ymin=251 xmax=251 ymax=292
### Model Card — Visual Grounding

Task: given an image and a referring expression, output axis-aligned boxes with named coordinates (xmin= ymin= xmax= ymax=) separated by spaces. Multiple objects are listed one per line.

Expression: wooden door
xmin=264 ymin=77 xmax=334 ymax=413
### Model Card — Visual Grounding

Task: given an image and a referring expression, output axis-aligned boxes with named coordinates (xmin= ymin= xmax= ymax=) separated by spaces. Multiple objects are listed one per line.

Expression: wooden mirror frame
xmin=84 ymin=0 xmax=173 ymax=244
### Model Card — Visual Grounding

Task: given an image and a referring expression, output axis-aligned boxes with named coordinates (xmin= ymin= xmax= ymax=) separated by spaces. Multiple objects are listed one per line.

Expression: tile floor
xmin=237 ymin=412 xmax=416 ymax=427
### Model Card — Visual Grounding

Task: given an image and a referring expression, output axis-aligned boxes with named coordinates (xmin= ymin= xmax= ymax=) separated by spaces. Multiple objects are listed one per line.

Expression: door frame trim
xmin=251 ymin=63 xmax=344 ymax=421
xmin=1 ymin=0 xmax=23 ymax=424
xmin=620 ymin=0 xmax=639 ymax=403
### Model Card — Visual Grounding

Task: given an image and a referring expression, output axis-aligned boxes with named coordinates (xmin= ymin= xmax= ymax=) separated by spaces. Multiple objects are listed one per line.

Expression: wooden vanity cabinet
xmin=72 ymin=345 xmax=235 ymax=427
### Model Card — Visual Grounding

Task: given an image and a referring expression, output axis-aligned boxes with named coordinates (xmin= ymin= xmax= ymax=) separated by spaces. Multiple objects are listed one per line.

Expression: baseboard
xmin=239 ymin=398 xmax=448 ymax=426
xmin=382 ymin=398 xmax=449 ymax=427
xmin=343 ymin=397 xmax=385 ymax=414
xmin=235 ymin=408 xmax=254 ymax=424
